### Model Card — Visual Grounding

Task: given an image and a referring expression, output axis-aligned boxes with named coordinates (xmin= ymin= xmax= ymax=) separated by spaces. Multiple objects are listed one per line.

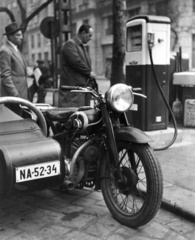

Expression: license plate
xmin=15 ymin=161 xmax=60 ymax=183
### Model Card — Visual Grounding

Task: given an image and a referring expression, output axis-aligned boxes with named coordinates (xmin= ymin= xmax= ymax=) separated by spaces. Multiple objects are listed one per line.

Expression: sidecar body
xmin=0 ymin=104 xmax=64 ymax=200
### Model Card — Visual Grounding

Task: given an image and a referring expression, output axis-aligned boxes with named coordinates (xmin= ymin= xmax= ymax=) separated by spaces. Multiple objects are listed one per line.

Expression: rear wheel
xmin=100 ymin=141 xmax=163 ymax=228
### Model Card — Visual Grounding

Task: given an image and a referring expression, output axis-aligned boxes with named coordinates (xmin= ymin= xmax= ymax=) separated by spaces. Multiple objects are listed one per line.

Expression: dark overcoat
xmin=59 ymin=37 xmax=92 ymax=107
xmin=0 ymin=41 xmax=28 ymax=99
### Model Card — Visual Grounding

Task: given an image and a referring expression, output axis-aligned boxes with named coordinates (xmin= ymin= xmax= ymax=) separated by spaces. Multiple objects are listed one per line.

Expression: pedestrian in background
xmin=0 ymin=22 xmax=28 ymax=115
xmin=28 ymin=60 xmax=51 ymax=103
xmin=59 ymin=24 xmax=96 ymax=107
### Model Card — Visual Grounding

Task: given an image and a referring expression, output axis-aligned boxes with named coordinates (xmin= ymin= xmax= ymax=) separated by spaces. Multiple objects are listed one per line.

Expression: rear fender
xmin=115 ymin=126 xmax=152 ymax=144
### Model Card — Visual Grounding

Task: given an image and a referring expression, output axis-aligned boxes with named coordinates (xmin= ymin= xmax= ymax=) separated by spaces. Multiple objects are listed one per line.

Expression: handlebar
xmin=61 ymin=83 xmax=146 ymax=101
xmin=61 ymin=84 xmax=100 ymax=100
xmin=61 ymin=85 xmax=83 ymax=90
xmin=61 ymin=78 xmax=98 ymax=92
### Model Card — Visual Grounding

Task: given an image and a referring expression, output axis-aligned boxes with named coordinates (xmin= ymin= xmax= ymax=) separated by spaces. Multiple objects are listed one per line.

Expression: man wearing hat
xmin=0 ymin=22 xmax=28 ymax=115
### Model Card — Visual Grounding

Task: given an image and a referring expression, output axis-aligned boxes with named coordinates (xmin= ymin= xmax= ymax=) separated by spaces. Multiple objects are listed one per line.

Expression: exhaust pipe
xmin=63 ymin=180 xmax=75 ymax=190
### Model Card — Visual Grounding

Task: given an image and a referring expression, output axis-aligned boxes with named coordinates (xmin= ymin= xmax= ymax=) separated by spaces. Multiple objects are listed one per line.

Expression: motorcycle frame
xmin=100 ymin=103 xmax=123 ymax=180
xmin=41 ymin=86 xmax=152 ymax=189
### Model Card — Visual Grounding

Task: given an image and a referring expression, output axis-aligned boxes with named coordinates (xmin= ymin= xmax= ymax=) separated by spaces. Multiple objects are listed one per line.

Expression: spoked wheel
xmin=100 ymin=141 xmax=163 ymax=228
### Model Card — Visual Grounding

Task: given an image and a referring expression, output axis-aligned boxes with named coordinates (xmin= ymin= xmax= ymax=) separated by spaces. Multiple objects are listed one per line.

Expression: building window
xmin=106 ymin=16 xmax=113 ymax=36
xmin=79 ymin=0 xmax=89 ymax=11
xmin=156 ymin=1 xmax=168 ymax=16
xmin=83 ymin=19 xmax=89 ymax=25
xmin=31 ymin=35 xmax=34 ymax=49
xmin=193 ymin=0 xmax=195 ymax=12
xmin=44 ymin=52 xmax=49 ymax=61
xmin=127 ymin=7 xmax=140 ymax=18
xmin=192 ymin=34 xmax=195 ymax=68
xmin=37 ymin=33 xmax=41 ymax=48
xmin=31 ymin=53 xmax=35 ymax=64
xmin=38 ymin=53 xmax=42 ymax=61
xmin=72 ymin=23 xmax=77 ymax=36
xmin=105 ymin=58 xmax=112 ymax=79
xmin=97 ymin=0 xmax=112 ymax=8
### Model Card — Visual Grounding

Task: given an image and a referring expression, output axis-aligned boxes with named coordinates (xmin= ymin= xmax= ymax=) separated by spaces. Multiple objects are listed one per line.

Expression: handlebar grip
xmin=61 ymin=85 xmax=82 ymax=90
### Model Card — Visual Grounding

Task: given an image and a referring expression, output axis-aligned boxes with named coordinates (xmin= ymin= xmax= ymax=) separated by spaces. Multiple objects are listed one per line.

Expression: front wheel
xmin=100 ymin=141 xmax=163 ymax=228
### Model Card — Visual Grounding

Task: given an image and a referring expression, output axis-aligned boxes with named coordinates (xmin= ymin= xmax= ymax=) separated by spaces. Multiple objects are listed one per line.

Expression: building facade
xmin=26 ymin=0 xmax=54 ymax=66
xmin=0 ymin=0 xmax=195 ymax=74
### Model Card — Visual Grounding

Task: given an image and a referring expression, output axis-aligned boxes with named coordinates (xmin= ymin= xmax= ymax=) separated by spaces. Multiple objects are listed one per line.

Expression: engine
xmin=66 ymin=109 xmax=101 ymax=135
xmin=69 ymin=137 xmax=99 ymax=188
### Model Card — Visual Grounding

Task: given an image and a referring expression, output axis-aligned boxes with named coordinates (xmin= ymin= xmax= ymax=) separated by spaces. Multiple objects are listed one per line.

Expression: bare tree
xmin=0 ymin=0 xmax=53 ymax=33
xmin=0 ymin=7 xmax=15 ymax=22
xmin=19 ymin=0 xmax=53 ymax=32
xmin=110 ymin=0 xmax=126 ymax=85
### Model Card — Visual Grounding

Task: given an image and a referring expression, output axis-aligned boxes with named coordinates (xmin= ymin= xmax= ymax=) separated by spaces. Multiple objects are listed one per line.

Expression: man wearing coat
xmin=59 ymin=24 xmax=96 ymax=107
xmin=0 ymin=22 xmax=28 ymax=115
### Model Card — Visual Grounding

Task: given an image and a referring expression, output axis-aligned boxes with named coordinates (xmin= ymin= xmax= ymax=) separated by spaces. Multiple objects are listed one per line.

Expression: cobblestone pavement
xmin=0 ymin=188 xmax=194 ymax=240
xmin=1 ymin=79 xmax=193 ymax=239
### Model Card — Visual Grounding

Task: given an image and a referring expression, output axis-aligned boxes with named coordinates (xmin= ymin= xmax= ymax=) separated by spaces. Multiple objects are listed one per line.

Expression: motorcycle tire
xmin=100 ymin=141 xmax=163 ymax=228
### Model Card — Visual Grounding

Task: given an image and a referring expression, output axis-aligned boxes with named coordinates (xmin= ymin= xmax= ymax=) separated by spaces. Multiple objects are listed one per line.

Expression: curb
xmin=161 ymin=198 xmax=195 ymax=223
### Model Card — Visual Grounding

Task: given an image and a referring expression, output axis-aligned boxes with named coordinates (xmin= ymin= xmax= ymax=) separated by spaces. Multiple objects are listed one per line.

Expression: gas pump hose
xmin=148 ymin=48 xmax=178 ymax=151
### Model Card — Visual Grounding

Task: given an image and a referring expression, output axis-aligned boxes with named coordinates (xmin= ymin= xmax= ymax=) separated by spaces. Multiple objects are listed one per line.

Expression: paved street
xmin=0 ymin=187 xmax=194 ymax=240
xmin=156 ymin=126 xmax=195 ymax=192
xmin=1 ymin=79 xmax=194 ymax=239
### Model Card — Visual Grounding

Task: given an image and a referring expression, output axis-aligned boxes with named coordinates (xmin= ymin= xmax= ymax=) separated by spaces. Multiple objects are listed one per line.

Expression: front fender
xmin=95 ymin=126 xmax=152 ymax=190
xmin=115 ymin=126 xmax=152 ymax=144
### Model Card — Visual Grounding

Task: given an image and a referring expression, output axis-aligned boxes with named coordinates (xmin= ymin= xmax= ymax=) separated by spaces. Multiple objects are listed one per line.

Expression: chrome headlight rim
xmin=106 ymin=83 xmax=134 ymax=113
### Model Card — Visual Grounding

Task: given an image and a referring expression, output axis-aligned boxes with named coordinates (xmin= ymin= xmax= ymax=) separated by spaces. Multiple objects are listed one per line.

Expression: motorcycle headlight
xmin=106 ymin=84 xmax=134 ymax=112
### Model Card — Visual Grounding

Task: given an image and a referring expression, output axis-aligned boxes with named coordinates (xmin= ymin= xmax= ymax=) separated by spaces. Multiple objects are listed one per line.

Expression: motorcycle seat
xmin=45 ymin=107 xmax=79 ymax=121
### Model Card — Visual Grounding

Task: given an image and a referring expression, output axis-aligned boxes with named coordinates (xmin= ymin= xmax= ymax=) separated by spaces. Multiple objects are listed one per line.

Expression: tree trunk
xmin=110 ymin=0 xmax=125 ymax=86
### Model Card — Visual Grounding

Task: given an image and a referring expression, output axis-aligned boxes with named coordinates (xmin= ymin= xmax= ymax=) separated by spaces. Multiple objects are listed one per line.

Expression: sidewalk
xmin=149 ymin=126 xmax=195 ymax=223
xmin=42 ymin=79 xmax=195 ymax=223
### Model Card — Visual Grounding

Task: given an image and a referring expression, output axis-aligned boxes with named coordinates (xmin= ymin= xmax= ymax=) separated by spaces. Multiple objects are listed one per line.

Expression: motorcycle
xmin=0 ymin=80 xmax=163 ymax=228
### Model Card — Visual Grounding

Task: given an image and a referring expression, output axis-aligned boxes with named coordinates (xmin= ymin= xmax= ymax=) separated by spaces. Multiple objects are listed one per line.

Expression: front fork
xmin=101 ymin=104 xmax=123 ymax=181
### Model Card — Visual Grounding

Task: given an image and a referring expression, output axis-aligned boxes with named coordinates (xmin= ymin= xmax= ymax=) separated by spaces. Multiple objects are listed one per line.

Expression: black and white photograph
xmin=0 ymin=0 xmax=194 ymax=239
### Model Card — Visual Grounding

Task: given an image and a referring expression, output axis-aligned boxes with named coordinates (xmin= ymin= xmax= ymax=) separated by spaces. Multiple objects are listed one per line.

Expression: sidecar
xmin=0 ymin=97 xmax=65 ymax=200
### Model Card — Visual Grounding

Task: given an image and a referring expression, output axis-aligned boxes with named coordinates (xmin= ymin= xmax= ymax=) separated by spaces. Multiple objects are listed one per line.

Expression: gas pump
xmin=125 ymin=15 xmax=171 ymax=131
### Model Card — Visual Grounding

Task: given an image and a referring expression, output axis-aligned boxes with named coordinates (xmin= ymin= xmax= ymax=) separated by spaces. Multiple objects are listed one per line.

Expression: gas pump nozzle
xmin=147 ymin=33 xmax=155 ymax=48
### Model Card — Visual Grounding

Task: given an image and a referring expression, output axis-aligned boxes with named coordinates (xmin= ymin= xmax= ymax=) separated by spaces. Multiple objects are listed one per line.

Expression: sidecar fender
xmin=114 ymin=126 xmax=152 ymax=144
xmin=0 ymin=119 xmax=65 ymax=200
